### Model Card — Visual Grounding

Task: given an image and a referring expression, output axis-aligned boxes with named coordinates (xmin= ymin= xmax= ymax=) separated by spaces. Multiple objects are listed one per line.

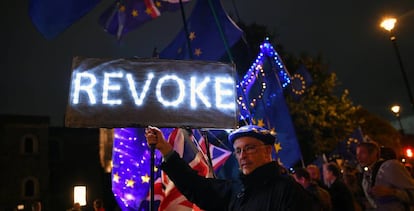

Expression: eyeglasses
xmin=234 ymin=144 xmax=266 ymax=156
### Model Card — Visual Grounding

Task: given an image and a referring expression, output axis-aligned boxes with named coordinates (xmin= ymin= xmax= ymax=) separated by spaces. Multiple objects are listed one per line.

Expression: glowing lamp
xmin=74 ymin=186 xmax=87 ymax=206
xmin=405 ymin=147 xmax=413 ymax=158
xmin=380 ymin=18 xmax=397 ymax=32
xmin=391 ymin=105 xmax=401 ymax=116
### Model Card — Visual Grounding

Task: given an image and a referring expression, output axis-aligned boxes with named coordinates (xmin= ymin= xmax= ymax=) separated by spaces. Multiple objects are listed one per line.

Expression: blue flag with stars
xmin=100 ymin=0 xmax=191 ymax=39
xmin=329 ymin=127 xmax=365 ymax=166
xmin=239 ymin=40 xmax=302 ymax=168
xmin=289 ymin=65 xmax=313 ymax=101
xmin=159 ymin=0 xmax=243 ymax=61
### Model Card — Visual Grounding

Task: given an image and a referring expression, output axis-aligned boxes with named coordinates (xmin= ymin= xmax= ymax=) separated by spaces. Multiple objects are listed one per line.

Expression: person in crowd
xmin=145 ymin=125 xmax=313 ymax=210
xmin=67 ymin=202 xmax=82 ymax=211
xmin=292 ymin=167 xmax=332 ymax=211
xmin=31 ymin=201 xmax=41 ymax=211
xmin=307 ymin=164 xmax=328 ymax=189
xmin=93 ymin=199 xmax=105 ymax=211
xmin=356 ymin=141 xmax=414 ymax=211
xmin=342 ymin=164 xmax=365 ymax=211
xmin=323 ymin=162 xmax=356 ymax=211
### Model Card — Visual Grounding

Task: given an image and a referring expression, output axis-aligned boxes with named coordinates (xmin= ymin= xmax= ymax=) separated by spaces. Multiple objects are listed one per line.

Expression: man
xmin=356 ymin=141 xmax=414 ymax=211
xmin=292 ymin=167 xmax=332 ymax=211
xmin=146 ymin=125 xmax=313 ymax=210
xmin=323 ymin=162 xmax=356 ymax=211
xmin=307 ymin=164 xmax=328 ymax=189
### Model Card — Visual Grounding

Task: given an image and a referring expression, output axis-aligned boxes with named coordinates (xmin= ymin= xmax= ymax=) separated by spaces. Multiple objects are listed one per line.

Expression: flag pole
xmin=207 ymin=0 xmax=235 ymax=63
xmin=201 ymin=129 xmax=216 ymax=178
xmin=178 ymin=0 xmax=193 ymax=60
xmin=150 ymin=144 xmax=155 ymax=211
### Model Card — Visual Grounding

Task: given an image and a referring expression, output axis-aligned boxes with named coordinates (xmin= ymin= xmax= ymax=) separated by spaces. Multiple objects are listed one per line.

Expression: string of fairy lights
xmin=237 ymin=38 xmax=291 ymax=121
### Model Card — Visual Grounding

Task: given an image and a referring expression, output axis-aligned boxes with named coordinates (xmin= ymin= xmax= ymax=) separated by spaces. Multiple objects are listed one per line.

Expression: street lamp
xmin=390 ymin=104 xmax=405 ymax=134
xmin=380 ymin=17 xmax=414 ymax=112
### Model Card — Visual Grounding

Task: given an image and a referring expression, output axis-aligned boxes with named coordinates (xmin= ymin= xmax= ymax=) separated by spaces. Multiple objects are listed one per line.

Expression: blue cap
xmin=228 ymin=125 xmax=276 ymax=145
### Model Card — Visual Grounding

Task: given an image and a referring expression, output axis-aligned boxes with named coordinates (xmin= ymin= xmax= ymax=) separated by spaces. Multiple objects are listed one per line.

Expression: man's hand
xmin=145 ymin=126 xmax=173 ymax=156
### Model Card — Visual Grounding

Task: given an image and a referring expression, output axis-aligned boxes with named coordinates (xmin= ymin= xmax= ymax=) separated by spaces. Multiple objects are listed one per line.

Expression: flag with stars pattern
xmin=100 ymin=0 xmax=191 ymax=39
xmin=159 ymin=0 xmax=243 ymax=61
xmin=244 ymin=42 xmax=302 ymax=168
xmin=289 ymin=65 xmax=313 ymax=101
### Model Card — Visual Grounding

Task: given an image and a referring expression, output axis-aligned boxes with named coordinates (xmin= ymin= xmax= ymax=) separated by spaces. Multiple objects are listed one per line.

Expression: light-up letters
xmin=103 ymin=72 xmax=123 ymax=105
xmin=71 ymin=71 xmax=235 ymax=109
xmin=72 ymin=72 xmax=97 ymax=104
xmin=156 ymin=75 xmax=186 ymax=107
xmin=66 ymin=58 xmax=237 ymax=129
xmin=190 ymin=76 xmax=211 ymax=109
xmin=215 ymin=77 xmax=235 ymax=109
xmin=126 ymin=73 xmax=154 ymax=106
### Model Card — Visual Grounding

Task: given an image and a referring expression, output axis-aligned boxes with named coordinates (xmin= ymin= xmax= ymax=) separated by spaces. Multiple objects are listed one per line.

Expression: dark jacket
xmin=328 ymin=179 xmax=356 ymax=211
xmin=161 ymin=151 xmax=313 ymax=211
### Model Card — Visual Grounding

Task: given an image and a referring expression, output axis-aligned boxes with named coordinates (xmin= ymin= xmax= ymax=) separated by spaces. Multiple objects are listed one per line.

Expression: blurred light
xmin=405 ymin=147 xmax=413 ymax=158
xmin=380 ymin=18 xmax=397 ymax=32
xmin=391 ymin=105 xmax=401 ymax=115
xmin=402 ymin=158 xmax=406 ymax=163
xmin=17 ymin=205 xmax=24 ymax=210
xmin=74 ymin=186 xmax=87 ymax=206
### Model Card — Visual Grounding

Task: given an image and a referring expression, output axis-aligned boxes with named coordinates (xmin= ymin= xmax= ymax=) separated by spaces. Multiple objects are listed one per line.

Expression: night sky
xmin=1 ymin=0 xmax=414 ymax=126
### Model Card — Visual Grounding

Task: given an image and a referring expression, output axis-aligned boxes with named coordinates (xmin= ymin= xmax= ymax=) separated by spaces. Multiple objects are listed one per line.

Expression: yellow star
xmin=119 ymin=5 xmax=126 ymax=12
xmin=189 ymin=32 xmax=196 ymax=41
xmin=131 ymin=9 xmax=139 ymax=17
xmin=155 ymin=1 xmax=161 ymax=7
xmin=145 ymin=7 xmax=152 ymax=15
xmin=154 ymin=166 xmax=158 ymax=172
xmin=194 ymin=48 xmax=202 ymax=56
xmin=274 ymin=142 xmax=282 ymax=153
xmin=257 ymin=119 xmax=265 ymax=127
xmin=126 ymin=179 xmax=135 ymax=188
xmin=113 ymin=173 xmax=120 ymax=183
xmin=141 ymin=174 xmax=150 ymax=183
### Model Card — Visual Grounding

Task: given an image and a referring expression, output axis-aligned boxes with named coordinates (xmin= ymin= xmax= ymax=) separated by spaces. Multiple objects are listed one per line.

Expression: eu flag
xmin=240 ymin=40 xmax=302 ymax=168
xmin=329 ymin=127 xmax=365 ymax=166
xmin=100 ymin=0 xmax=190 ymax=39
xmin=289 ymin=65 xmax=313 ymax=101
xmin=159 ymin=0 xmax=243 ymax=61
xmin=29 ymin=0 xmax=101 ymax=39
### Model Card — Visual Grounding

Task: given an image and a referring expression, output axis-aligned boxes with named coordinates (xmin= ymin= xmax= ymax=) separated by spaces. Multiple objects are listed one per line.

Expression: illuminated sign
xmin=65 ymin=57 xmax=238 ymax=129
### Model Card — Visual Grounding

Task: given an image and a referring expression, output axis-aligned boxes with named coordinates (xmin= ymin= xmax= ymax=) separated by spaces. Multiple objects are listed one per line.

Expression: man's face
xmin=233 ymin=136 xmax=271 ymax=175
xmin=306 ymin=166 xmax=320 ymax=181
xmin=356 ymin=146 xmax=377 ymax=167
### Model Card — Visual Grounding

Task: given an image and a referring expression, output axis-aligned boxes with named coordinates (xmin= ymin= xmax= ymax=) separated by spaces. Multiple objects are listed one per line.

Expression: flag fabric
xmin=99 ymin=0 xmax=190 ymax=39
xmin=139 ymin=128 xmax=211 ymax=211
xmin=195 ymin=134 xmax=232 ymax=172
xmin=159 ymin=0 xmax=243 ymax=61
xmin=329 ymin=127 xmax=365 ymax=166
xmin=29 ymin=0 xmax=101 ymax=39
xmin=239 ymin=40 xmax=302 ymax=168
xmin=289 ymin=65 xmax=313 ymax=101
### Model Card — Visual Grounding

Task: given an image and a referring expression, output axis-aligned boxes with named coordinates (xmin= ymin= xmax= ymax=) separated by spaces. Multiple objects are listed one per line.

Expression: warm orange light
xmin=380 ymin=18 xmax=397 ymax=32
xmin=406 ymin=148 xmax=413 ymax=158
xmin=390 ymin=105 xmax=401 ymax=116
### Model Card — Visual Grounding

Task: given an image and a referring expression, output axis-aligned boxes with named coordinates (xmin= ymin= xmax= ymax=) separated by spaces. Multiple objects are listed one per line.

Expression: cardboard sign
xmin=65 ymin=57 xmax=238 ymax=129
